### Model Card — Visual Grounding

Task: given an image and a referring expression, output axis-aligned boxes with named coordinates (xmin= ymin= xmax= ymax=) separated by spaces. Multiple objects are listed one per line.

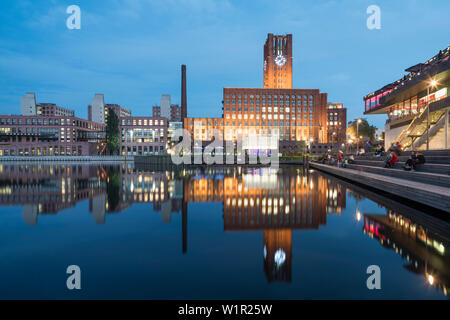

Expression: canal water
xmin=0 ymin=163 xmax=448 ymax=299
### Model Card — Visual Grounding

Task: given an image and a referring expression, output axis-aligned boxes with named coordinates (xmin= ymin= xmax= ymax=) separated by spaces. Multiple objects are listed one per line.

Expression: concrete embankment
xmin=133 ymin=155 xmax=287 ymax=168
xmin=310 ymin=162 xmax=450 ymax=213
xmin=0 ymin=156 xmax=132 ymax=162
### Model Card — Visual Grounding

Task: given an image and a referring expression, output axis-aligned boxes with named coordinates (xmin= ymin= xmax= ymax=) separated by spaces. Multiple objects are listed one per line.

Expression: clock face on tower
xmin=274 ymin=54 xmax=287 ymax=67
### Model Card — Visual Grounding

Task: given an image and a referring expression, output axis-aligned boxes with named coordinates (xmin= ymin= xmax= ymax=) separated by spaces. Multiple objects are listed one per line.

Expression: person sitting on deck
xmin=338 ymin=150 xmax=343 ymax=164
xmin=384 ymin=151 xmax=398 ymax=168
xmin=413 ymin=151 xmax=426 ymax=171
xmin=404 ymin=151 xmax=416 ymax=171
xmin=341 ymin=158 xmax=349 ymax=168
xmin=374 ymin=145 xmax=384 ymax=157
xmin=348 ymin=154 xmax=355 ymax=164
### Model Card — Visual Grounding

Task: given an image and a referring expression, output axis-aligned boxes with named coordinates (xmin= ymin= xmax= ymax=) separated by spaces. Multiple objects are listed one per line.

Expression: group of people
xmin=319 ymin=141 xmax=426 ymax=172
xmin=403 ymin=151 xmax=426 ymax=171
xmin=319 ymin=150 xmax=354 ymax=167
xmin=383 ymin=141 xmax=426 ymax=171
xmin=338 ymin=150 xmax=355 ymax=168
xmin=383 ymin=142 xmax=402 ymax=168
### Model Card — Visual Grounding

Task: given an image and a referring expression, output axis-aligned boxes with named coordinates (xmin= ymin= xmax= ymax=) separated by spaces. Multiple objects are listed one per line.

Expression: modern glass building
xmin=364 ymin=46 xmax=450 ymax=150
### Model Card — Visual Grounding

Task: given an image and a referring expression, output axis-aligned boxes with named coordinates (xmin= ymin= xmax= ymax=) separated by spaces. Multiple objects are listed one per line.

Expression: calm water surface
xmin=0 ymin=163 xmax=448 ymax=299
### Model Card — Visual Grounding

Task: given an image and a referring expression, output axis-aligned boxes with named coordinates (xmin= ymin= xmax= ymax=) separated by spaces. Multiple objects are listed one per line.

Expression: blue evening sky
xmin=0 ymin=0 xmax=449 ymax=129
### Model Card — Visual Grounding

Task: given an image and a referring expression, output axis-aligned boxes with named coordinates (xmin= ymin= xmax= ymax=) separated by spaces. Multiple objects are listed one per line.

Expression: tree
xmin=296 ymin=140 xmax=306 ymax=155
xmin=346 ymin=118 xmax=377 ymax=142
xmin=105 ymin=108 xmax=120 ymax=155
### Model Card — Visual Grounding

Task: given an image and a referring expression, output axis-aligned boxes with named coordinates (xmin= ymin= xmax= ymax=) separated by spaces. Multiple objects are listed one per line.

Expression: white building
xmin=160 ymin=94 xmax=171 ymax=119
xmin=20 ymin=92 xmax=37 ymax=116
xmin=91 ymin=93 xmax=105 ymax=124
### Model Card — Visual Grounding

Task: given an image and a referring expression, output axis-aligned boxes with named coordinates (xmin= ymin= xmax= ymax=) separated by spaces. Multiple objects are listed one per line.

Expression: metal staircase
xmin=410 ymin=114 xmax=447 ymax=150
xmin=396 ymin=102 xmax=447 ymax=150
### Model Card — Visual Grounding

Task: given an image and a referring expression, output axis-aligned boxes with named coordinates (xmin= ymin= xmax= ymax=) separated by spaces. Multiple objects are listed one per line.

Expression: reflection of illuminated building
xmin=0 ymin=164 xmax=182 ymax=225
xmin=222 ymin=169 xmax=329 ymax=230
xmin=363 ymin=211 xmax=449 ymax=296
xmin=0 ymin=164 xmax=105 ymax=225
xmin=263 ymin=229 xmax=292 ymax=282
xmin=182 ymin=167 xmax=347 ymax=282
xmin=181 ymin=167 xmax=347 ymax=282
xmin=325 ymin=178 xmax=346 ymax=215
xmin=0 ymin=164 xmax=349 ymax=284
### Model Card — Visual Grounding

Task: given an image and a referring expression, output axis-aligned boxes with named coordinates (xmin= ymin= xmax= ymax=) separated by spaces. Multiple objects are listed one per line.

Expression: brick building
xmin=0 ymin=113 xmax=104 ymax=157
xmin=184 ymin=33 xmax=330 ymax=153
xmin=326 ymin=103 xmax=347 ymax=144
xmin=153 ymin=104 xmax=182 ymax=122
xmin=0 ymin=93 xmax=169 ymax=157
xmin=152 ymin=106 xmax=161 ymax=118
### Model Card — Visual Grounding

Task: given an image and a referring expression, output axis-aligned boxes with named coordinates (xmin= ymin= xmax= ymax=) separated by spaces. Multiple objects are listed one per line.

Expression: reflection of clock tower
xmin=263 ymin=229 xmax=292 ymax=282
xmin=263 ymin=33 xmax=293 ymax=89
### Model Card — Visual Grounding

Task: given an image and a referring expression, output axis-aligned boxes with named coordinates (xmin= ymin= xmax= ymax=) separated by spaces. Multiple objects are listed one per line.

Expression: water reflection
xmin=363 ymin=211 xmax=449 ymax=295
xmin=0 ymin=163 xmax=448 ymax=296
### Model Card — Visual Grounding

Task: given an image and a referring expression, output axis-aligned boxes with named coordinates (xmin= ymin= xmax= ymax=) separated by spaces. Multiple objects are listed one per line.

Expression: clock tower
xmin=263 ymin=33 xmax=293 ymax=89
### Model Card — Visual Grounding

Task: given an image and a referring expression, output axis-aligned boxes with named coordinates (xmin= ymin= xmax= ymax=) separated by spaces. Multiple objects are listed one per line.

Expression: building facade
xmin=105 ymin=104 xmax=131 ymax=120
xmin=152 ymin=106 xmax=161 ymax=117
xmin=0 ymin=113 xmax=105 ymax=157
xmin=89 ymin=99 xmax=132 ymax=124
xmin=183 ymin=33 xmax=330 ymax=153
xmin=0 ymin=93 xmax=171 ymax=157
xmin=119 ymin=116 xmax=168 ymax=156
xmin=153 ymin=104 xmax=182 ymax=122
xmin=326 ymin=103 xmax=347 ymax=144
xmin=222 ymin=88 xmax=327 ymax=144
xmin=91 ymin=93 xmax=105 ymax=125
xmin=160 ymin=94 xmax=171 ymax=119
xmin=170 ymin=104 xmax=182 ymax=122
xmin=184 ymin=117 xmax=224 ymax=142
xmin=364 ymin=47 xmax=450 ymax=150
xmin=263 ymin=33 xmax=293 ymax=89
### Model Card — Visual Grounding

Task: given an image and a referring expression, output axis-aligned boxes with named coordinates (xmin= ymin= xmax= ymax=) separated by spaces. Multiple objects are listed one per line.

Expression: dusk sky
xmin=1 ymin=0 xmax=449 ymax=128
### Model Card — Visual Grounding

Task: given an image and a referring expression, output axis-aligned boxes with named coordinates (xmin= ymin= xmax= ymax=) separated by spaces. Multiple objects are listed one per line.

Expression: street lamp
xmin=356 ymin=119 xmax=362 ymax=152
xmin=426 ymin=79 xmax=438 ymax=151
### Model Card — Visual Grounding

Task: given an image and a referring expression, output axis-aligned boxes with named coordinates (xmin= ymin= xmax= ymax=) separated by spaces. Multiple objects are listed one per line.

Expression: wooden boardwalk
xmin=310 ymin=162 xmax=450 ymax=213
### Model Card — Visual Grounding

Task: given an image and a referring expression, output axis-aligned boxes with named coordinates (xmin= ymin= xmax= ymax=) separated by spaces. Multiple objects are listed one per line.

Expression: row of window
xmin=0 ymin=118 xmax=100 ymax=130
xmin=225 ymin=100 xmax=314 ymax=106
xmin=194 ymin=121 xmax=316 ymax=127
xmin=225 ymin=107 xmax=314 ymax=113
xmin=122 ymin=128 xmax=165 ymax=143
xmin=0 ymin=145 xmax=83 ymax=157
xmin=226 ymin=113 xmax=313 ymax=119
xmin=225 ymin=94 xmax=314 ymax=99
xmin=121 ymin=119 xmax=165 ymax=126
xmin=327 ymin=121 xmax=342 ymax=126
xmin=121 ymin=145 xmax=164 ymax=156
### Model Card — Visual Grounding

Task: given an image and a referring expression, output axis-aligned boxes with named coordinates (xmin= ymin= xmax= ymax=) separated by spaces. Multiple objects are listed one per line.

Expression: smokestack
xmin=181 ymin=64 xmax=187 ymax=125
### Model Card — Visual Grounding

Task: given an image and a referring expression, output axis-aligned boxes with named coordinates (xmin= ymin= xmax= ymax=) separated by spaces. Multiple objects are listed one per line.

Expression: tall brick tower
xmin=263 ymin=34 xmax=293 ymax=89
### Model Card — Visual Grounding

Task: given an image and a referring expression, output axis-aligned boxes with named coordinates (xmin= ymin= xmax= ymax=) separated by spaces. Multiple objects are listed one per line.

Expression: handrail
xmin=395 ymin=103 xmax=430 ymax=145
